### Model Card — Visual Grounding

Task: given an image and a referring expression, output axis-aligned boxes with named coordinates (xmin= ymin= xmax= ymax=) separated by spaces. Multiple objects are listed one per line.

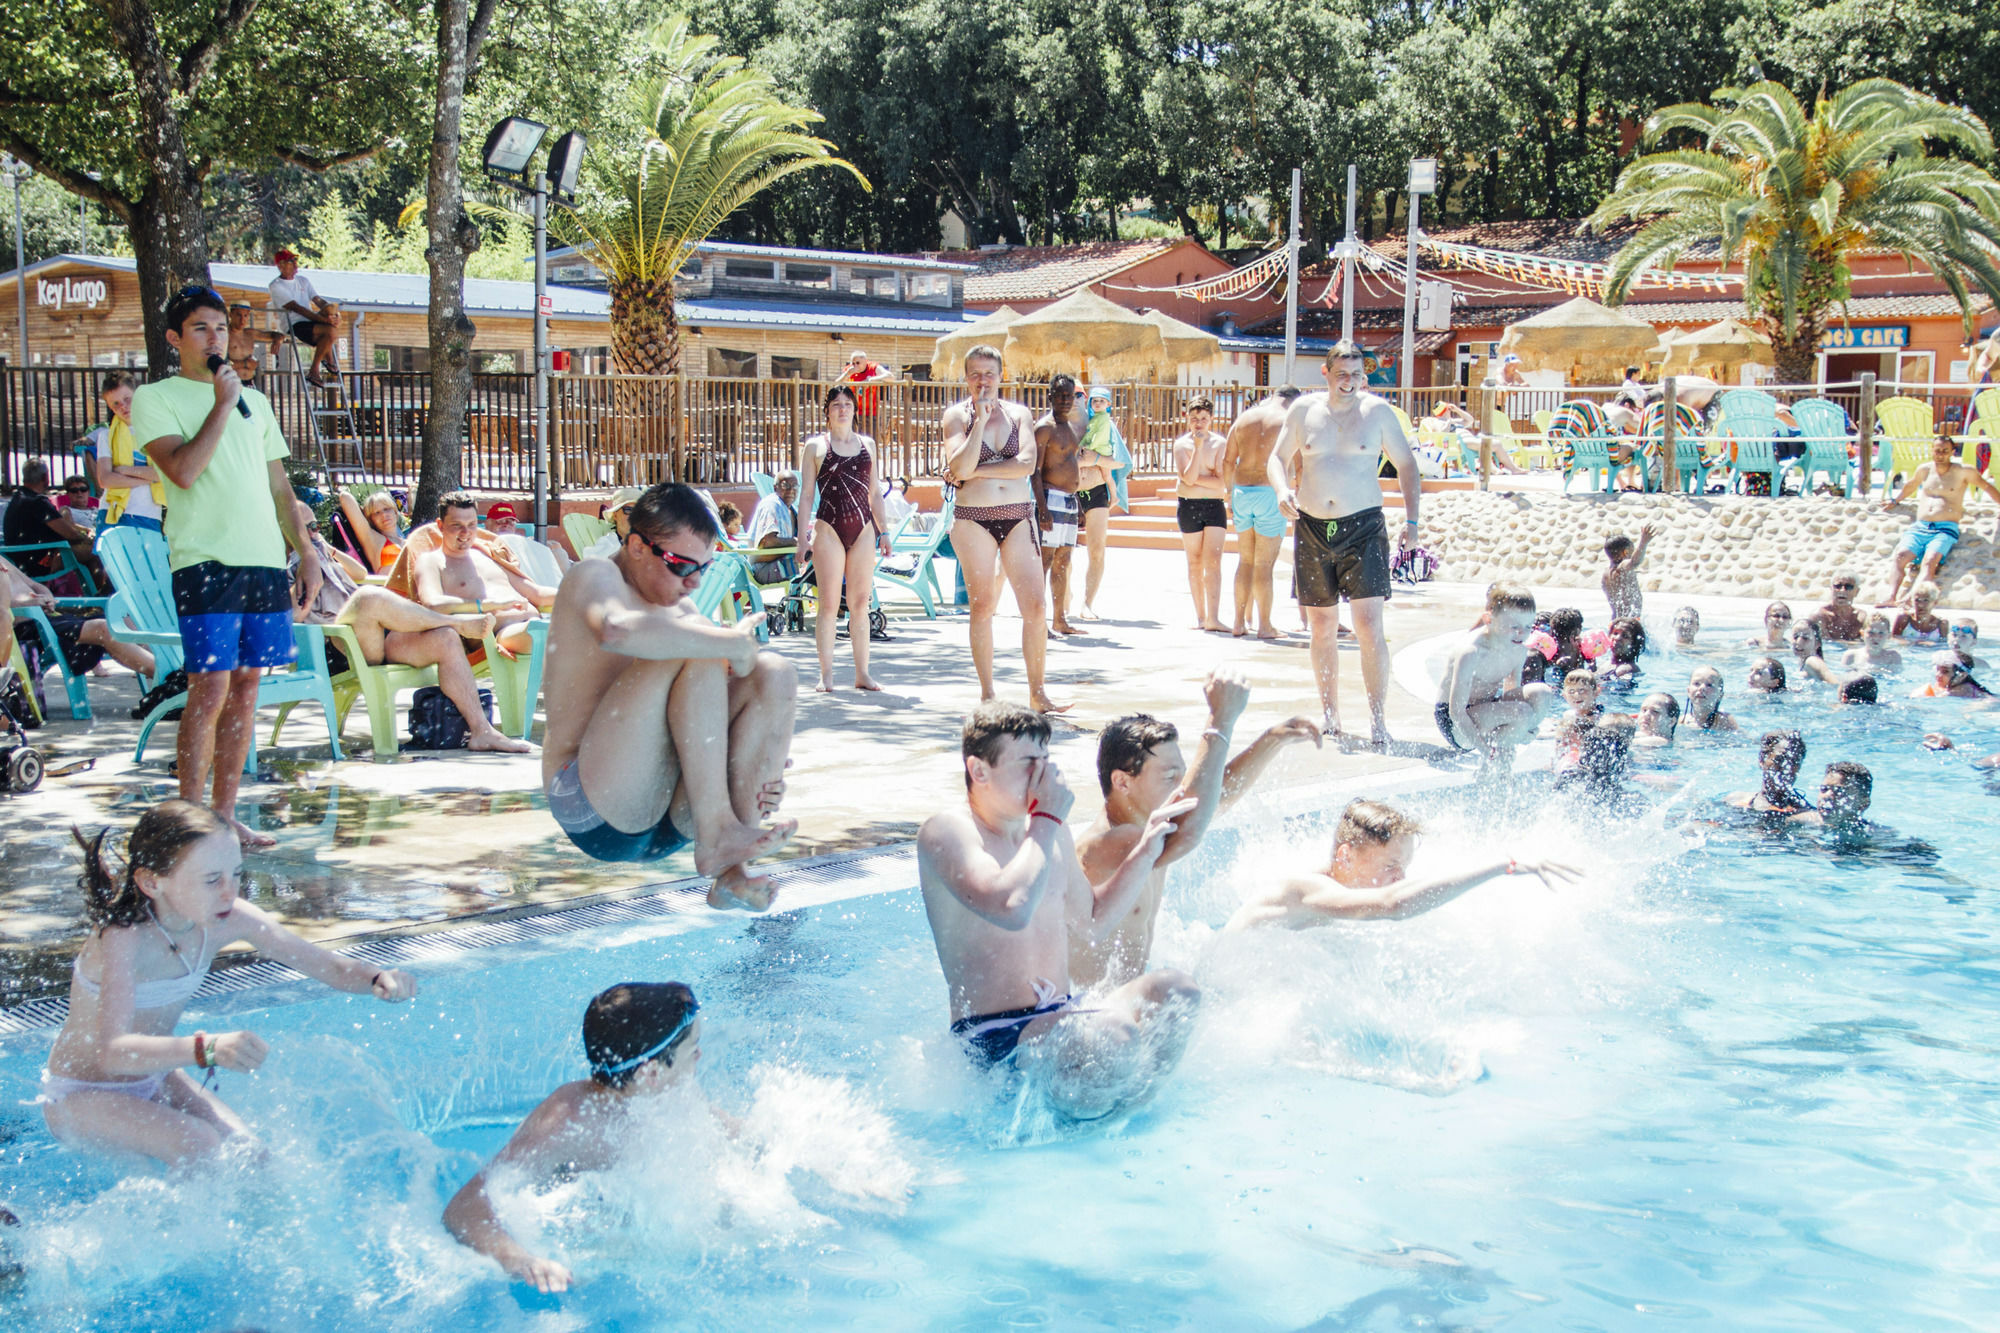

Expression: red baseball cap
xmin=273 ymin=248 xmax=300 ymax=264
xmin=486 ymin=502 xmax=517 ymax=521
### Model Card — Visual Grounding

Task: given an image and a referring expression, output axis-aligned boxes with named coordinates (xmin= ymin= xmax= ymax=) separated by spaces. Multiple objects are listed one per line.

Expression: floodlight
xmin=1408 ymin=158 xmax=1437 ymax=194
xmin=482 ymin=117 xmax=548 ymax=180
xmin=545 ymin=132 xmax=588 ymax=200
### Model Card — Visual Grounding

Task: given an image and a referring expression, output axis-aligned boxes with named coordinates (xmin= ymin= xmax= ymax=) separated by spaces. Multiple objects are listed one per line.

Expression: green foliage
xmin=297 ymin=192 xmax=532 ymax=279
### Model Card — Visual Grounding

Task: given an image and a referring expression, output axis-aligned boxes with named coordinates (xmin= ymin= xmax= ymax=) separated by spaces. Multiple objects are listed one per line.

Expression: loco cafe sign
xmin=37 ymin=275 xmax=109 ymax=311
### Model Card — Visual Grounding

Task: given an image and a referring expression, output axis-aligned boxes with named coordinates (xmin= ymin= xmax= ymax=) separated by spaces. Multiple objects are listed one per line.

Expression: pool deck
xmin=0 ymin=546 xmax=1928 ymax=1006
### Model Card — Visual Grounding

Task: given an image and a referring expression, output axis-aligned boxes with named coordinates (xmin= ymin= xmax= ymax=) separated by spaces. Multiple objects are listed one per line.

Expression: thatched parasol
xmin=1000 ymin=288 xmax=1169 ymax=380
xmin=1497 ymin=297 xmax=1660 ymax=383
xmin=1138 ymin=308 xmax=1222 ymax=366
xmin=931 ymin=305 xmax=1024 ymax=380
xmin=1660 ymin=317 xmax=1773 ymax=378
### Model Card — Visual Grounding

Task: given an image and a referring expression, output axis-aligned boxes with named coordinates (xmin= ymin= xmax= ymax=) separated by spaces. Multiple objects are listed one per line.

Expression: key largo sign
xmin=37 ymin=276 xmax=110 ymax=312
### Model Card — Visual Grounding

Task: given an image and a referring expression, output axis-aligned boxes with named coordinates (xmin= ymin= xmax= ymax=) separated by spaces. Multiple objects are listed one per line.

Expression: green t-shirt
xmin=129 ymin=375 xmax=291 ymax=572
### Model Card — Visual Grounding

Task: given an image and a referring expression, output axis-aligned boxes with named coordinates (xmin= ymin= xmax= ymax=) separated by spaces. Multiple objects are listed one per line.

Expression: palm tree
xmin=1588 ymin=80 xmax=2000 ymax=383
xmin=554 ymin=16 xmax=869 ymax=377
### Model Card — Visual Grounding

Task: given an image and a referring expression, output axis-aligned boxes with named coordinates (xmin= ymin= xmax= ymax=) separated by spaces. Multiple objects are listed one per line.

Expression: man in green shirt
xmin=129 ymin=285 xmax=321 ymax=849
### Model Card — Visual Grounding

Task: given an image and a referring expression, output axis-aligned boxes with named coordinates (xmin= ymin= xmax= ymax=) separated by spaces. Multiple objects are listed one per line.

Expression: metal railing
xmin=5 ymin=367 xmax=1992 ymax=496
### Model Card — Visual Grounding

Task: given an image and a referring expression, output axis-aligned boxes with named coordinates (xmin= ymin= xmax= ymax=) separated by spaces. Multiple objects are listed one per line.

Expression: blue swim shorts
xmin=1899 ymin=520 xmax=1960 ymax=565
xmin=170 ymin=561 xmax=297 ymax=673
xmin=1231 ymin=484 xmax=1285 ymax=538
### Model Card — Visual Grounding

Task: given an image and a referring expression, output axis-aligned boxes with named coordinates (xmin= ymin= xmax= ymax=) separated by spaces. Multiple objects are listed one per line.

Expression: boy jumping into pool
xmin=1225 ymin=798 xmax=1577 ymax=930
xmin=918 ymin=702 xmax=1200 ymax=1120
xmin=1071 ymin=668 xmax=1322 ymax=989
xmin=542 ymin=483 xmax=796 ymax=908
xmin=444 ymin=982 xmax=706 ymax=1294
xmin=1435 ymin=582 xmax=1556 ymax=770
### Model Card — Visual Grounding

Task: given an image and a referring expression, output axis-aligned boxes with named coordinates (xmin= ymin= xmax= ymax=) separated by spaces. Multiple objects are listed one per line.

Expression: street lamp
xmin=482 ymin=118 xmax=588 ymax=535
xmin=2 ymin=156 xmax=30 ymax=371
xmin=1400 ymin=157 xmax=1437 ymax=394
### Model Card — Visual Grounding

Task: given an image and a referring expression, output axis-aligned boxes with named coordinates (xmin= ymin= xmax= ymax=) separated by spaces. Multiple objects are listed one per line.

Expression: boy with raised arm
xmin=1226 ymin=799 xmax=1578 ymax=930
xmin=1601 ymin=525 xmax=1656 ymax=622
xmin=918 ymin=702 xmax=1199 ymax=1120
xmin=1073 ymin=669 xmax=1322 ymax=989
xmin=1435 ymin=582 xmax=1556 ymax=769
xmin=542 ymin=484 xmax=796 ymax=908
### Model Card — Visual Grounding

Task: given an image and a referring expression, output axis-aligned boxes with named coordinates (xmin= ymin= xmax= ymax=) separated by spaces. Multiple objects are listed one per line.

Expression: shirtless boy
xmin=1172 ymin=398 xmax=1229 ymax=633
xmin=1601 ymin=525 xmax=1656 ymax=621
xmin=1728 ymin=730 xmax=1812 ymax=813
xmin=542 ymin=483 xmax=796 ymax=907
xmin=1435 ymin=582 xmax=1556 ymax=768
xmin=917 ymin=702 xmax=1199 ymax=1120
xmin=1220 ymin=386 xmax=1300 ymax=638
xmin=1789 ymin=763 xmax=1875 ymax=831
xmin=226 ymin=304 xmax=276 ymax=384
xmin=1073 ymin=669 xmax=1321 ymax=989
xmin=412 ymin=492 xmax=554 ymax=655
xmin=1031 ymin=375 xmax=1086 ymax=637
xmin=1268 ymin=341 xmax=1420 ymax=745
xmin=1880 ymin=437 xmax=2000 ymax=606
xmin=1225 ymin=798 xmax=1578 ymax=930
xmin=942 ymin=345 xmax=1064 ymax=713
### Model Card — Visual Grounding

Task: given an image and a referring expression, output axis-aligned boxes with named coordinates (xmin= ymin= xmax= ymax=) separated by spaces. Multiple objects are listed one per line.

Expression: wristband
xmin=1202 ymin=727 xmax=1228 ymax=743
xmin=1031 ymin=811 xmax=1064 ymax=826
xmin=371 ymin=971 xmax=384 ymax=992
xmin=193 ymin=1031 xmax=210 ymax=1070
xmin=1506 ymin=858 xmax=1519 ymax=876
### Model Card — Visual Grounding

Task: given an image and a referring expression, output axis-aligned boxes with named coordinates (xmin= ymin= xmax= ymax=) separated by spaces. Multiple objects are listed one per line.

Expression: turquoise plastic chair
xmin=1786 ymin=399 xmax=1853 ymax=496
xmin=1638 ymin=400 xmax=1709 ymax=494
xmin=98 ymin=526 xmax=346 ymax=765
xmin=875 ymin=500 xmax=956 ymax=617
xmin=1718 ymin=389 xmax=1784 ymax=495
xmin=752 ymin=472 xmax=776 ymax=498
xmin=0 ymin=538 xmax=102 ymax=597
xmin=11 ymin=605 xmax=95 ymax=719
xmin=1548 ymin=401 xmax=1615 ymax=492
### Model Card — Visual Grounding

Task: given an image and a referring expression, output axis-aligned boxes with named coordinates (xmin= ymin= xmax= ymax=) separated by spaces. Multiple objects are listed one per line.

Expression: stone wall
xmin=1420 ymin=491 xmax=2000 ymax=610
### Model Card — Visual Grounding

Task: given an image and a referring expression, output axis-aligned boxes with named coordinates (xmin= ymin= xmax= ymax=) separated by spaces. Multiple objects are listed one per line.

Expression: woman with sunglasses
xmin=1746 ymin=601 xmax=1792 ymax=649
xmin=796 ymin=384 xmax=893 ymax=692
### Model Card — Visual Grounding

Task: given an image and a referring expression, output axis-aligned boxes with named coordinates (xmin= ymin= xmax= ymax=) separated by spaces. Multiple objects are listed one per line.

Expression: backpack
xmin=406 ymin=685 xmax=494 ymax=750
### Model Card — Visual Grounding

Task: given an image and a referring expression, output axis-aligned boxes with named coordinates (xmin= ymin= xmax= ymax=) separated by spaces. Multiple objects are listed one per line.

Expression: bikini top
xmin=71 ymin=917 xmax=209 ymax=1011
xmin=974 ymin=408 xmax=1022 ymax=467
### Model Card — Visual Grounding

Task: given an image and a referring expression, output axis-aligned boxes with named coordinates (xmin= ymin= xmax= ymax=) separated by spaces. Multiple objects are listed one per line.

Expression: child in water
xmin=1842 ymin=612 xmax=1904 ymax=674
xmin=1684 ymin=665 xmax=1738 ymax=732
xmin=42 ymin=801 xmax=418 ymax=1167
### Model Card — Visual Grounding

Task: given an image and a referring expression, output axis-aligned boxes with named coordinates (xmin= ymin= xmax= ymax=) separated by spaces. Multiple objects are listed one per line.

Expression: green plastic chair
xmin=1786 ymin=399 xmax=1853 ymax=496
xmin=4 ymin=635 xmax=42 ymax=725
xmin=752 ymin=472 xmax=776 ymax=498
xmin=1717 ymin=389 xmax=1783 ymax=494
xmin=1639 ymin=400 xmax=1709 ymax=494
xmin=0 ymin=539 xmax=102 ymax=598
xmin=1548 ymin=401 xmax=1614 ymax=492
xmin=562 ymin=512 xmax=613 ymax=559
xmin=874 ymin=500 xmax=956 ymax=617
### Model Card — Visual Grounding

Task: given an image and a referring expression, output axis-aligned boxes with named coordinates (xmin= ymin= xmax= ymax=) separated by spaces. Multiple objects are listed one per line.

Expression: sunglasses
xmin=64 ymin=485 xmax=90 ymax=494
xmin=632 ymin=532 xmax=716 ymax=579
xmin=1832 ymin=583 xmax=1857 ymax=591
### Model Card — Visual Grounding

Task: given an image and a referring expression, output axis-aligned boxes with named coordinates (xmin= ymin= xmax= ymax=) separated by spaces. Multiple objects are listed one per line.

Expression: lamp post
xmin=1400 ymin=158 xmax=1436 ymax=397
xmin=481 ymin=118 xmax=586 ymax=536
xmin=3 ymin=156 xmax=29 ymax=370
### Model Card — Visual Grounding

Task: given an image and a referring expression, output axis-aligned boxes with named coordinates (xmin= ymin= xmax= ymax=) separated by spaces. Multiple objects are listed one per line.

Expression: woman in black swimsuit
xmin=798 ymin=385 xmax=893 ymax=693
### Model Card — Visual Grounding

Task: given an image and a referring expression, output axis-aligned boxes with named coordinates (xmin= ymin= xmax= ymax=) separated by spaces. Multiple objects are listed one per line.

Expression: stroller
xmin=777 ymin=556 xmax=890 ymax=642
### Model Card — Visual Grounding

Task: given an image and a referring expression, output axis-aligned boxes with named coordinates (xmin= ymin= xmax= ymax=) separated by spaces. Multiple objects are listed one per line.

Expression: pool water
xmin=5 ymin=636 xmax=2000 ymax=1329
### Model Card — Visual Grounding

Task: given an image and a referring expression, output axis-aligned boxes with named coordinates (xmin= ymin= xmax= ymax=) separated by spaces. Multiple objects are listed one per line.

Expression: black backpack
xmin=405 ymin=685 xmax=494 ymax=750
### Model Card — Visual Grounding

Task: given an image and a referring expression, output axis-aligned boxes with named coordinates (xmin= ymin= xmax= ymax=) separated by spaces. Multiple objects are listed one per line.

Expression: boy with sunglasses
xmin=542 ymin=483 xmax=796 ymax=908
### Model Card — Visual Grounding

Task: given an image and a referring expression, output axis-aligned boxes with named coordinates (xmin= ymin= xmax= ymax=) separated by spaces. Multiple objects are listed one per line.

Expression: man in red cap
xmin=268 ymin=248 xmax=343 ymax=387
xmin=485 ymin=502 xmax=519 ymax=536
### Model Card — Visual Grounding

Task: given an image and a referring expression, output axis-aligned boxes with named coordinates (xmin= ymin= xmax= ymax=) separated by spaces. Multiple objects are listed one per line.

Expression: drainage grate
xmin=0 ymin=843 xmax=917 ymax=1038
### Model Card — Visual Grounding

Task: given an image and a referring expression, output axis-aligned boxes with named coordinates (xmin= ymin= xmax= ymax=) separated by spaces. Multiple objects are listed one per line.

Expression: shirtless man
xmin=918 ymin=701 xmax=1199 ymax=1120
xmin=542 ymin=483 xmax=796 ymax=906
xmin=412 ymin=492 xmax=555 ymax=656
xmin=1220 ymin=386 xmax=1300 ymax=639
xmin=1879 ymin=437 xmax=2000 ymax=606
xmin=226 ymin=304 xmax=276 ymax=384
xmin=1031 ymin=375 xmax=1086 ymax=637
xmin=1815 ymin=571 xmax=1868 ymax=642
xmin=943 ymin=345 xmax=1065 ymax=713
xmin=1267 ymin=340 xmax=1420 ymax=745
xmin=1073 ymin=386 xmax=1120 ymax=618
xmin=1073 ymin=669 xmax=1321 ymax=989
xmin=1225 ymin=798 xmax=1578 ymax=930
xmin=1173 ymin=398 xmax=1229 ymax=633
xmin=1435 ymin=582 xmax=1555 ymax=770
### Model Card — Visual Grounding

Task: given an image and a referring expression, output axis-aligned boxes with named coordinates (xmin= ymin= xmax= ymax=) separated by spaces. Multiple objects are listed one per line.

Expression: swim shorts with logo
xmin=1293 ymin=506 xmax=1392 ymax=606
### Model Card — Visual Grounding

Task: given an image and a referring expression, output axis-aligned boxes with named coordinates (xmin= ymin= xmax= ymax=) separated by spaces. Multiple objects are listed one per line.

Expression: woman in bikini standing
xmin=797 ymin=385 xmax=894 ymax=692
xmin=942 ymin=344 xmax=1067 ymax=713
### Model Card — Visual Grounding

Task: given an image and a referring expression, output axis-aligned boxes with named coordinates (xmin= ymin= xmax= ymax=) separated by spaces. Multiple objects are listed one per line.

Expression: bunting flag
xmin=1105 ymin=246 xmax=1293 ymax=302
xmin=1418 ymin=239 xmax=1739 ymax=299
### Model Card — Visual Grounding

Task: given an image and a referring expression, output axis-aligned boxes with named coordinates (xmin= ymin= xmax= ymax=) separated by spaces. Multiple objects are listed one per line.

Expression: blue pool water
xmin=6 ymin=637 xmax=2000 ymax=1329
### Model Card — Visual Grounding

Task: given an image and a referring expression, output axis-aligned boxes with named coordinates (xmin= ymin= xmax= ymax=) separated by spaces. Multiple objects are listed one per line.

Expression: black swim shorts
xmin=1434 ymin=700 xmax=1471 ymax=752
xmin=1177 ymin=498 xmax=1227 ymax=533
xmin=1294 ymin=506 xmax=1392 ymax=606
xmin=1076 ymin=483 xmax=1111 ymax=513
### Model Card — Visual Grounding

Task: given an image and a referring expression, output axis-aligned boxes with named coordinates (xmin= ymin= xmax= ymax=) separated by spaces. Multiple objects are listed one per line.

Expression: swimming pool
xmin=5 ymin=631 xmax=2000 ymax=1329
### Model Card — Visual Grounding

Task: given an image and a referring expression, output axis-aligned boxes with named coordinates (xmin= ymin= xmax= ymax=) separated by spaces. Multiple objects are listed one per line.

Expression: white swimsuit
xmin=40 ymin=919 xmax=209 ymax=1106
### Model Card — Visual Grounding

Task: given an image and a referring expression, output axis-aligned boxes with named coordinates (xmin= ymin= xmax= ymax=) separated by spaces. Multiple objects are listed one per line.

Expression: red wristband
xmin=1031 ymin=811 xmax=1063 ymax=826
xmin=193 ymin=1031 xmax=209 ymax=1070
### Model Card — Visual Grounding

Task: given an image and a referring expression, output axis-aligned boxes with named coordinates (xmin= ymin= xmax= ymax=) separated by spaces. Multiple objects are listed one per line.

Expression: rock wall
xmin=1420 ymin=491 xmax=2000 ymax=610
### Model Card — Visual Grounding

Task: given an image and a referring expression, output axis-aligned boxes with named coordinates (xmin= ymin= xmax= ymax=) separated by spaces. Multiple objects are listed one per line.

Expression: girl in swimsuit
xmin=1684 ymin=665 xmax=1739 ymax=731
xmin=943 ymin=347 xmax=1064 ymax=713
xmin=797 ymin=385 xmax=894 ymax=692
xmin=1893 ymin=581 xmax=1947 ymax=644
xmin=41 ymin=801 xmax=418 ymax=1168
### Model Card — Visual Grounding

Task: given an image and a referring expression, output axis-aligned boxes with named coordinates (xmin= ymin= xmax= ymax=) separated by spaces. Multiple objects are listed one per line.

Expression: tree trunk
xmin=609 ymin=276 xmax=679 ymax=482
xmin=415 ymin=0 xmax=482 ymax=521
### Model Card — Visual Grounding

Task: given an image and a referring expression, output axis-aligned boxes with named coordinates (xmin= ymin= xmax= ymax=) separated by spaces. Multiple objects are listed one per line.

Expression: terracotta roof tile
xmin=908 ymin=239 xmax=1210 ymax=303
xmin=1249 ymin=292 xmax=1989 ymax=340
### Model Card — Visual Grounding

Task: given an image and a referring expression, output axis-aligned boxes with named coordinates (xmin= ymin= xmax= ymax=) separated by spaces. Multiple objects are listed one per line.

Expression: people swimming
xmin=1635 ymin=693 xmax=1680 ymax=749
xmin=1914 ymin=649 xmax=1993 ymax=698
xmin=1224 ymin=798 xmax=1578 ymax=930
xmin=1685 ymin=666 xmax=1738 ymax=732
xmin=1728 ymin=731 xmax=1813 ymax=814
xmin=41 ymin=801 xmax=417 ymax=1167
xmin=444 ymin=982 xmax=709 ymax=1294
xmin=1551 ymin=717 xmax=1651 ymax=814
xmin=1747 ymin=656 xmax=1788 ymax=694
xmin=917 ymin=701 xmax=1199 ymax=1120
xmin=1790 ymin=762 xmax=1878 ymax=832
xmin=1435 ymin=582 xmax=1556 ymax=770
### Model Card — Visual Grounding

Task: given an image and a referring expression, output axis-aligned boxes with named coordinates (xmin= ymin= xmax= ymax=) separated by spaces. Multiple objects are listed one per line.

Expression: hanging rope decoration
xmin=1416 ymin=239 xmax=1738 ymax=299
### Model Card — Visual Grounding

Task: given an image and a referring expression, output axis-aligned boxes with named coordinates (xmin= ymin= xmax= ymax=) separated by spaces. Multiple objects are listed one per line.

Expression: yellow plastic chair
xmin=562 ymin=512 xmax=613 ymax=558
xmin=1871 ymin=396 xmax=1936 ymax=486
xmin=1491 ymin=409 xmax=1555 ymax=470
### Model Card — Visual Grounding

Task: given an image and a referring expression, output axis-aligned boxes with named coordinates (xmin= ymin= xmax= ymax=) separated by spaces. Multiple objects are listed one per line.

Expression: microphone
xmin=206 ymin=355 xmax=253 ymax=419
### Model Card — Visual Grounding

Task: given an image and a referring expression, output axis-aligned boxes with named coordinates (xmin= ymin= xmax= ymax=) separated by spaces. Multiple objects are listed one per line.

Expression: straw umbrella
xmin=1661 ymin=317 xmax=1774 ymax=379
xmin=1496 ymin=297 xmax=1660 ymax=383
xmin=931 ymin=305 xmax=1023 ymax=380
xmin=1000 ymin=288 xmax=1169 ymax=380
xmin=1139 ymin=308 xmax=1222 ymax=370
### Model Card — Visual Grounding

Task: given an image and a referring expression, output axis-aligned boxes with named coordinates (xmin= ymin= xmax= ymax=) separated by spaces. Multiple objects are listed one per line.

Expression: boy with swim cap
xmin=445 ymin=982 xmax=706 ymax=1293
xmin=1225 ymin=798 xmax=1576 ymax=929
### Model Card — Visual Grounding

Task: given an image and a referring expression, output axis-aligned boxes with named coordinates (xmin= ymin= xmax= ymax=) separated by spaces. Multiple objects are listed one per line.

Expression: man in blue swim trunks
xmin=131 ymin=284 xmax=322 ymax=849
xmin=918 ymin=701 xmax=1199 ymax=1120
xmin=1880 ymin=435 xmax=2000 ymax=607
xmin=1220 ymin=386 xmax=1299 ymax=638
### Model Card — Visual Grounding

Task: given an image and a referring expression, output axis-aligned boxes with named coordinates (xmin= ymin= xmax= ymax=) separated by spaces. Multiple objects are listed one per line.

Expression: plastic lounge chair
xmin=98 ymin=526 xmax=345 ymax=766
xmin=874 ymin=498 xmax=956 ymax=618
xmin=1548 ymin=401 xmax=1613 ymax=492
xmin=0 ymin=539 xmax=102 ymax=598
xmin=752 ymin=472 xmax=776 ymax=498
xmin=1717 ymin=389 xmax=1783 ymax=495
xmin=1871 ymin=396 xmax=1935 ymax=488
xmin=562 ymin=512 xmax=613 ymax=559
xmin=1786 ymin=399 xmax=1853 ymax=496
xmin=499 ymin=532 xmax=564 ymax=587
xmin=1638 ymin=400 xmax=1708 ymax=494
xmin=11 ymin=605 xmax=94 ymax=720
xmin=1491 ymin=410 xmax=1554 ymax=470
xmin=5 ymin=635 xmax=43 ymax=724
